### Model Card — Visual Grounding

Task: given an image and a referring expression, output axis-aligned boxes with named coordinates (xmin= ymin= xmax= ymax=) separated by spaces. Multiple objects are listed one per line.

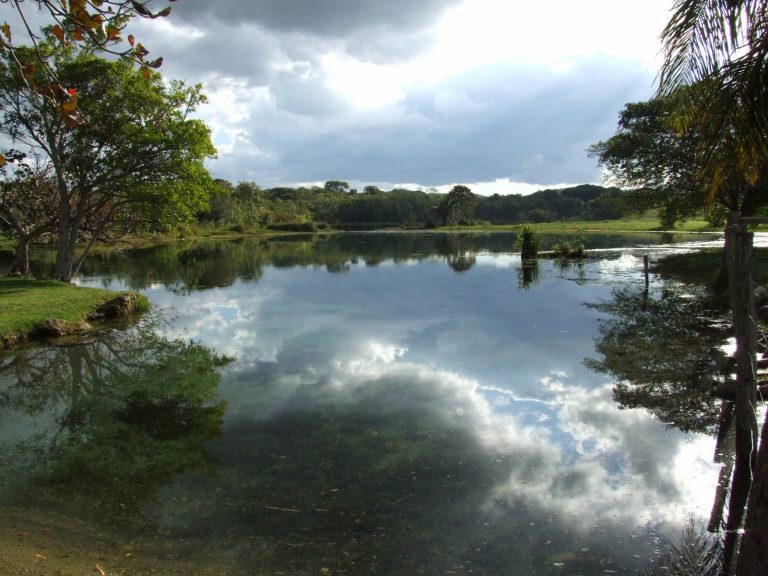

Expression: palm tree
xmin=658 ymin=3 xmax=768 ymax=574
xmin=658 ymin=0 xmax=768 ymax=212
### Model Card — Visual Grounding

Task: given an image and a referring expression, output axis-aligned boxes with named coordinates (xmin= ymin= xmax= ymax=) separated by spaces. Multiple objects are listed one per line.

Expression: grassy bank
xmin=438 ymin=212 xmax=719 ymax=233
xmin=0 ymin=277 xmax=148 ymax=346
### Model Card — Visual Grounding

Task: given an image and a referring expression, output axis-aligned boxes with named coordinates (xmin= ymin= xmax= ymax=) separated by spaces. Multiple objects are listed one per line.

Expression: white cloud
xmin=107 ymin=0 xmax=675 ymax=188
xmin=437 ymin=178 xmax=585 ymax=196
xmin=321 ymin=53 xmax=407 ymax=110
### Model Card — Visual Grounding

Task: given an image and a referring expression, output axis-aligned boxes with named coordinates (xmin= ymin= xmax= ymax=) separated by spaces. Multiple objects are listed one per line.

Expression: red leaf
xmin=52 ymin=25 xmax=65 ymax=43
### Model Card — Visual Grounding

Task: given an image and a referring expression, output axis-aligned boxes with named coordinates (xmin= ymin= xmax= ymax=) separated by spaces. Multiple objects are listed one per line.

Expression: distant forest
xmin=200 ymin=181 xmax=626 ymax=231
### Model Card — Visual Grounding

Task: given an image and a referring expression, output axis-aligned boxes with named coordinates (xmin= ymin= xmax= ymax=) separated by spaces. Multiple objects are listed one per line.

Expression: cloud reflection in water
xmin=62 ymin=236 xmax=724 ymax=572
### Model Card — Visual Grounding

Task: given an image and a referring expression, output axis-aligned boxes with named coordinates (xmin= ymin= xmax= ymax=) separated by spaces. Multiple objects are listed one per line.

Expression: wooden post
xmin=643 ymin=255 xmax=649 ymax=291
xmin=708 ymin=401 xmax=735 ymax=533
xmin=723 ymin=210 xmax=760 ymax=575
xmin=737 ymin=411 xmax=768 ymax=574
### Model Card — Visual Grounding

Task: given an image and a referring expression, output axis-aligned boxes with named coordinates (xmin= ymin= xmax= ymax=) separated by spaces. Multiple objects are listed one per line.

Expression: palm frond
xmin=645 ymin=521 xmax=722 ymax=576
xmin=659 ymin=0 xmax=764 ymax=94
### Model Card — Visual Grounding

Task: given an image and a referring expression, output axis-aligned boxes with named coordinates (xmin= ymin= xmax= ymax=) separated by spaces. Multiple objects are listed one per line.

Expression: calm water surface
xmin=0 ymin=232 xmax=728 ymax=574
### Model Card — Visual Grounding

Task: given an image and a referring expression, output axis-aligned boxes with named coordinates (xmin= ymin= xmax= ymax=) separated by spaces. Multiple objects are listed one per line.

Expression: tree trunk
xmin=53 ymin=234 xmax=75 ymax=282
xmin=53 ymin=193 xmax=86 ymax=283
xmin=53 ymin=189 xmax=74 ymax=281
xmin=10 ymin=234 xmax=31 ymax=276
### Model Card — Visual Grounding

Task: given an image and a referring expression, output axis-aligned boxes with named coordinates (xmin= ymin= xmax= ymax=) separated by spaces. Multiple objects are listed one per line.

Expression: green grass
xmin=0 ymin=277 xmax=143 ymax=342
xmin=438 ymin=211 xmax=721 ymax=233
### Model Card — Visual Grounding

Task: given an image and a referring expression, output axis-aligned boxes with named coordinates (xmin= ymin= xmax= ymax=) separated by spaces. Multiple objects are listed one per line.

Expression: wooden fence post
xmin=723 ymin=211 xmax=760 ymax=574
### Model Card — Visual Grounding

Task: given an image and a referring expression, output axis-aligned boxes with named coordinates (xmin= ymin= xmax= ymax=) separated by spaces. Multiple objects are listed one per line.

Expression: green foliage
xmin=527 ymin=208 xmax=552 ymax=223
xmin=436 ymin=184 xmax=477 ymax=226
xmin=181 ymin=178 xmax=725 ymax=236
xmin=0 ymin=1 xmax=176 ymax=85
xmin=447 ymin=184 xmax=477 ymax=224
xmin=516 ymin=224 xmax=539 ymax=260
xmin=0 ymin=39 xmax=218 ymax=281
xmin=324 ymin=180 xmax=351 ymax=194
xmin=2 ymin=318 xmax=230 ymax=519
xmin=585 ymin=286 xmax=726 ymax=434
xmin=267 ymin=221 xmax=320 ymax=233
xmin=589 ymin=98 xmax=705 ymax=226
xmin=601 ymin=0 xmax=768 ymax=223
xmin=551 ymin=230 xmax=586 ymax=259
xmin=191 ymin=181 xmax=644 ymax=233
xmin=658 ymin=0 xmax=768 ymax=195
xmin=475 ymin=184 xmax=624 ymax=224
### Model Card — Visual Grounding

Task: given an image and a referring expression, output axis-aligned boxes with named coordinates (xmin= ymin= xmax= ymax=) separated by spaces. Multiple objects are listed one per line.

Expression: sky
xmin=9 ymin=0 xmax=675 ymax=194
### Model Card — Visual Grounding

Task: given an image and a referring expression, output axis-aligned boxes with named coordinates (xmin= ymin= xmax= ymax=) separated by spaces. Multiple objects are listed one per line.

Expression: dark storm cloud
xmin=172 ymin=0 xmax=462 ymax=37
xmin=129 ymin=1 xmax=660 ymax=189
xmin=163 ymin=0 xmax=464 ymax=65
xmin=211 ymin=57 xmax=654 ymax=188
xmin=156 ymin=24 xmax=279 ymax=81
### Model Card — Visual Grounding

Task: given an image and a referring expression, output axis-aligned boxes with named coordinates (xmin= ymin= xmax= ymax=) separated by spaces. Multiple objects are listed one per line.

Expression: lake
xmin=0 ymin=231 xmax=732 ymax=575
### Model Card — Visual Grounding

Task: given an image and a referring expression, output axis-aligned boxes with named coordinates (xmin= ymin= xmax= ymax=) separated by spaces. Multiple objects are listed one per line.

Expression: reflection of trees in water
xmin=151 ymin=399 xmax=636 ymax=575
xmin=77 ymin=234 xmax=501 ymax=288
xmin=554 ymin=258 xmax=588 ymax=285
xmin=0 ymin=319 xmax=229 ymax=520
xmin=447 ymin=252 xmax=476 ymax=272
xmin=441 ymin=234 xmax=477 ymax=272
xmin=517 ymin=260 xmax=539 ymax=289
xmin=12 ymin=232 xmax=717 ymax=293
xmin=585 ymin=287 xmax=726 ymax=433
xmin=584 ymin=284 xmax=768 ymax=574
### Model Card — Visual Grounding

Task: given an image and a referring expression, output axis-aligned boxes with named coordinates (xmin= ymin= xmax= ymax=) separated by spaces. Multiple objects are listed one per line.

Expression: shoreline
xmin=0 ymin=277 xmax=148 ymax=349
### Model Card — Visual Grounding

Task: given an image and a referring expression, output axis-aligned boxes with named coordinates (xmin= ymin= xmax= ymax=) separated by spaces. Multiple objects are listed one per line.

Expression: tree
xmin=0 ymin=1 xmax=175 ymax=73
xmin=589 ymin=94 xmax=759 ymax=226
xmin=324 ymin=180 xmax=351 ymax=194
xmin=0 ymin=151 xmax=58 ymax=274
xmin=0 ymin=1 xmax=178 ymax=131
xmin=438 ymin=184 xmax=477 ymax=226
xmin=659 ymin=0 xmax=768 ymax=162
xmin=656 ymin=2 xmax=768 ymax=216
xmin=588 ymin=98 xmax=706 ymax=225
xmin=230 ymin=181 xmax=269 ymax=225
xmin=0 ymin=40 xmax=217 ymax=281
xmin=658 ymin=4 xmax=768 ymax=572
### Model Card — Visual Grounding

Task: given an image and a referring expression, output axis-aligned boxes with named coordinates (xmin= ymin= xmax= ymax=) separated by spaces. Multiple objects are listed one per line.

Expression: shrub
xmin=552 ymin=239 xmax=586 ymax=258
xmin=266 ymin=222 xmax=319 ymax=233
xmin=517 ymin=224 xmax=539 ymax=260
xmin=552 ymin=229 xmax=586 ymax=259
xmin=175 ymin=224 xmax=193 ymax=238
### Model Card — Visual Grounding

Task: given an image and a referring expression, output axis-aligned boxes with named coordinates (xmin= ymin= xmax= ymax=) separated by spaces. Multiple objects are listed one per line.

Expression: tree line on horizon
xmin=197 ymin=180 xmax=628 ymax=231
